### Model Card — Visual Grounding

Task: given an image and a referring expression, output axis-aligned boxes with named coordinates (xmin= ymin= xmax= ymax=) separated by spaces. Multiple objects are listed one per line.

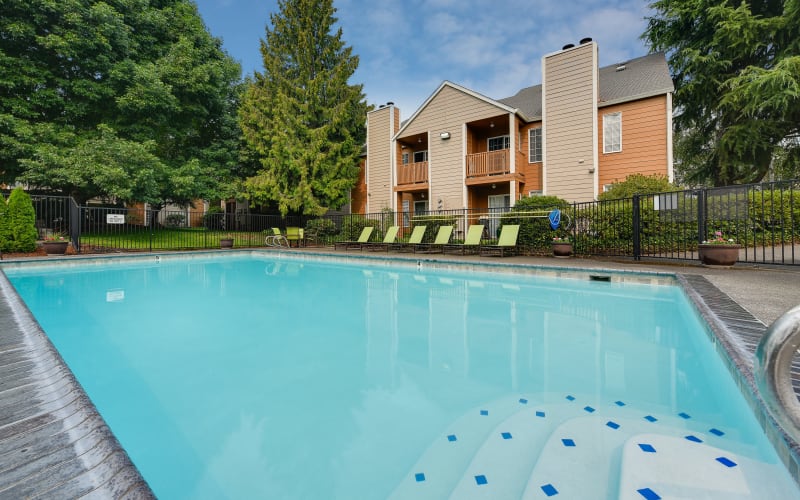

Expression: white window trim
xmin=413 ymin=150 xmax=428 ymax=163
xmin=487 ymin=135 xmax=510 ymax=151
xmin=528 ymin=128 xmax=542 ymax=163
xmin=401 ymin=152 xmax=409 ymax=164
xmin=603 ymin=112 xmax=622 ymax=153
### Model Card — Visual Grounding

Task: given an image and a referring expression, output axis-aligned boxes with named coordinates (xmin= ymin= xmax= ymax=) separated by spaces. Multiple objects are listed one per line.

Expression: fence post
xmin=69 ymin=198 xmax=82 ymax=253
xmin=632 ymin=195 xmax=641 ymax=261
xmin=697 ymin=189 xmax=707 ymax=244
xmin=149 ymin=209 xmax=155 ymax=253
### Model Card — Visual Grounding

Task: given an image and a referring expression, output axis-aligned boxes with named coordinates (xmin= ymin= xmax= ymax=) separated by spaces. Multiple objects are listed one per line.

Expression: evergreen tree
xmin=645 ymin=0 xmax=797 ymax=185
xmin=6 ymin=187 xmax=38 ymax=252
xmin=0 ymin=194 xmax=9 ymax=252
xmin=239 ymin=0 xmax=369 ymax=215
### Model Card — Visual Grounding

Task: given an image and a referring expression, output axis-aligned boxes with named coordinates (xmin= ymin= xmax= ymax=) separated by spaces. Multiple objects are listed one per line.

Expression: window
xmin=603 ymin=112 xmax=622 ymax=153
xmin=401 ymin=152 xmax=409 ymax=164
xmin=603 ymin=184 xmax=614 ymax=193
xmin=402 ymin=200 xmax=410 ymax=227
xmin=528 ymin=190 xmax=543 ymax=197
xmin=487 ymin=135 xmax=510 ymax=151
xmin=528 ymin=128 xmax=542 ymax=163
xmin=413 ymin=150 xmax=428 ymax=163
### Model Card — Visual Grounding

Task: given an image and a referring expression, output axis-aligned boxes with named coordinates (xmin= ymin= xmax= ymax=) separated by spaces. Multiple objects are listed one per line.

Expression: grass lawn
xmin=81 ymin=228 xmax=267 ymax=250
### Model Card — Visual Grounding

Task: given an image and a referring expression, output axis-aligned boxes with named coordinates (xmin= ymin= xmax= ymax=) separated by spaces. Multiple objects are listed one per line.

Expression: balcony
xmin=466 ymin=150 xmax=510 ymax=178
xmin=397 ymin=161 xmax=428 ymax=185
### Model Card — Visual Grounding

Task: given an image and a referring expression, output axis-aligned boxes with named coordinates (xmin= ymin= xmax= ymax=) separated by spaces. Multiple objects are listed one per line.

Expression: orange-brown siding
xmin=517 ymin=121 xmax=543 ymax=195
xmin=351 ymin=157 xmax=367 ymax=214
xmin=598 ymin=96 xmax=669 ymax=188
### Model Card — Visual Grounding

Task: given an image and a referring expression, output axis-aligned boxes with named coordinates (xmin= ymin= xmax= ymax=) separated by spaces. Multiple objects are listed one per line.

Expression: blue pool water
xmin=5 ymin=255 xmax=798 ymax=499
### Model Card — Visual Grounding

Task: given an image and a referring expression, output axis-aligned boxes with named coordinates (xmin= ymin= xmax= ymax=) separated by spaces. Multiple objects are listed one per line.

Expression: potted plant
xmin=551 ymin=236 xmax=573 ymax=258
xmin=220 ymin=234 xmax=234 ymax=249
xmin=698 ymin=231 xmax=740 ymax=267
xmin=42 ymin=234 xmax=70 ymax=255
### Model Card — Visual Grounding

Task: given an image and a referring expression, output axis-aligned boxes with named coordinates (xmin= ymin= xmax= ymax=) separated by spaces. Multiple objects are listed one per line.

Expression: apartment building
xmin=352 ymin=39 xmax=674 ymax=216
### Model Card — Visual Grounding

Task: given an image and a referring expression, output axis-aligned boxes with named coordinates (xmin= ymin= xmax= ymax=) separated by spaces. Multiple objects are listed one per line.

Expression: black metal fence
xmin=5 ymin=178 xmax=798 ymax=265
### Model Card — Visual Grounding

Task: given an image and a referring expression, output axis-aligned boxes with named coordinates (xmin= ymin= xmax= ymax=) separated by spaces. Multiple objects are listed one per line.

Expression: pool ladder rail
xmin=755 ymin=304 xmax=800 ymax=445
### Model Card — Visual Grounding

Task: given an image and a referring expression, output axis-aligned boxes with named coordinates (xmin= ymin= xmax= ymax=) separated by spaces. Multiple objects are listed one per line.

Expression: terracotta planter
xmin=552 ymin=242 xmax=573 ymax=258
xmin=220 ymin=238 xmax=234 ymax=249
xmin=42 ymin=241 xmax=69 ymax=255
xmin=698 ymin=244 xmax=740 ymax=267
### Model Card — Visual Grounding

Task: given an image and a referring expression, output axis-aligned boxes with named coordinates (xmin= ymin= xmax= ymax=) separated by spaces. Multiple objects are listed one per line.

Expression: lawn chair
xmin=479 ymin=224 xmax=520 ymax=257
xmin=363 ymin=226 xmax=400 ymax=252
xmin=285 ymin=226 xmax=304 ymax=247
xmin=442 ymin=224 xmax=484 ymax=255
xmin=265 ymin=227 xmax=288 ymax=247
xmin=334 ymin=227 xmax=374 ymax=250
xmin=393 ymin=225 xmax=427 ymax=252
xmin=414 ymin=225 xmax=453 ymax=253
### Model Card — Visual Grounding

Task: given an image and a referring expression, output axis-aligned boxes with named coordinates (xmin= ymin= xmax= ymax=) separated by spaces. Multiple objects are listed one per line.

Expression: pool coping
xmin=0 ymin=249 xmax=797 ymax=495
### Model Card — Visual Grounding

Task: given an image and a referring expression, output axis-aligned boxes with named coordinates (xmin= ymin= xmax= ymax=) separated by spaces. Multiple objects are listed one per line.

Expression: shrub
xmin=598 ymin=173 xmax=675 ymax=201
xmin=305 ymin=218 xmax=337 ymax=244
xmin=502 ymin=195 xmax=570 ymax=251
xmin=6 ymin=187 xmax=39 ymax=252
xmin=0 ymin=194 xmax=9 ymax=252
xmin=340 ymin=215 xmax=376 ymax=241
xmin=164 ymin=214 xmax=186 ymax=228
xmin=203 ymin=205 xmax=224 ymax=230
xmin=410 ymin=214 xmax=458 ymax=243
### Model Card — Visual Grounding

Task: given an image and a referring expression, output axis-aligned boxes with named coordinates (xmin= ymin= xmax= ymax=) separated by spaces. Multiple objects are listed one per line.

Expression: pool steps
xmin=390 ymin=395 xmax=797 ymax=499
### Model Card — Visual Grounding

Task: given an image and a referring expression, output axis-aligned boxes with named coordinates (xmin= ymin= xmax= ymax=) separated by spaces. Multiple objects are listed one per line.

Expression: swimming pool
xmin=3 ymin=253 xmax=798 ymax=499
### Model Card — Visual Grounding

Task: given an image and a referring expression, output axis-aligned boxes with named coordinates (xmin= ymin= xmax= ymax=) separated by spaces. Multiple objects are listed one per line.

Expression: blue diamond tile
xmin=709 ymin=428 xmax=725 ymax=436
xmin=415 ymin=472 xmax=425 ymax=482
xmin=678 ymin=412 xmax=691 ymax=419
xmin=644 ymin=415 xmax=658 ymax=422
xmin=536 ymin=410 xmax=546 ymax=418
xmin=606 ymin=421 xmax=620 ymax=429
xmin=685 ymin=435 xmax=703 ymax=443
xmin=541 ymin=483 xmax=559 ymax=496
xmin=475 ymin=475 xmax=488 ymax=485
xmin=501 ymin=432 xmax=512 ymax=440
xmin=480 ymin=410 xmax=488 ymax=416
xmin=615 ymin=400 xmax=626 ymax=406
xmin=519 ymin=398 xmax=528 ymax=404
xmin=566 ymin=395 xmax=576 ymax=401
xmin=447 ymin=434 xmax=457 ymax=442
xmin=637 ymin=487 xmax=661 ymax=499
xmin=638 ymin=443 xmax=656 ymax=453
xmin=716 ymin=456 xmax=737 ymax=468
xmin=562 ymin=438 xmax=576 ymax=447
xmin=584 ymin=406 xmax=595 ymax=413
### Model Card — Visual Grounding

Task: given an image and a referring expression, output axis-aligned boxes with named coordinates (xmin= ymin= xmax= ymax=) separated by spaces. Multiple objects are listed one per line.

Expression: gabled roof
xmin=394 ymin=81 xmax=519 ymax=139
xmin=498 ymin=52 xmax=673 ymax=121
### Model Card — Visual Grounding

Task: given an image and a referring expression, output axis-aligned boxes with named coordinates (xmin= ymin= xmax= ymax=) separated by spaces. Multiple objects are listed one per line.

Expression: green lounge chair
xmin=265 ymin=227 xmax=288 ymax=247
xmin=443 ymin=224 xmax=484 ymax=255
xmin=414 ymin=225 xmax=453 ymax=253
xmin=334 ymin=226 xmax=374 ymax=250
xmin=479 ymin=224 xmax=520 ymax=257
xmin=285 ymin=226 xmax=304 ymax=247
xmin=393 ymin=225 xmax=427 ymax=252
xmin=363 ymin=225 xmax=400 ymax=252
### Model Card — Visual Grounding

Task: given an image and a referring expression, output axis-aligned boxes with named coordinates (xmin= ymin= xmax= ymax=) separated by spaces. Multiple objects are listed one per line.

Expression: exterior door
xmin=487 ymin=194 xmax=510 ymax=238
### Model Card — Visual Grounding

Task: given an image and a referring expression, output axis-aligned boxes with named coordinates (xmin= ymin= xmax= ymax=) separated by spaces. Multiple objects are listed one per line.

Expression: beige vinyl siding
xmin=401 ymin=85 xmax=506 ymax=210
xmin=544 ymin=43 xmax=597 ymax=202
xmin=366 ymin=107 xmax=393 ymax=211
xmin=598 ymin=96 xmax=669 ymax=186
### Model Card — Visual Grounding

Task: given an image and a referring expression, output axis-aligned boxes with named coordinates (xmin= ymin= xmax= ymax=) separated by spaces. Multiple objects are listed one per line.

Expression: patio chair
xmin=393 ymin=225 xmax=427 ymax=252
xmin=285 ymin=226 xmax=304 ymax=247
xmin=414 ymin=225 xmax=454 ymax=253
xmin=479 ymin=224 xmax=520 ymax=257
xmin=334 ymin=226 xmax=374 ymax=250
xmin=442 ymin=224 xmax=484 ymax=255
xmin=363 ymin=226 xmax=400 ymax=252
xmin=265 ymin=227 xmax=288 ymax=247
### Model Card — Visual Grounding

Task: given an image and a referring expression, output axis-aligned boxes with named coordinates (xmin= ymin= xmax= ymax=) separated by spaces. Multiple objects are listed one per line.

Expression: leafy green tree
xmin=0 ymin=194 xmax=10 ymax=252
xmin=645 ymin=0 xmax=795 ymax=185
xmin=598 ymin=174 xmax=676 ymax=200
xmin=5 ymin=187 xmax=38 ymax=252
xmin=0 ymin=0 xmax=242 ymax=209
xmin=239 ymin=0 xmax=369 ymax=215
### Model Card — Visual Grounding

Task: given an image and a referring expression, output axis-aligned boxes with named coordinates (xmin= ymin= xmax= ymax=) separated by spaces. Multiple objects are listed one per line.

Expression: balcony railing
xmin=466 ymin=150 xmax=510 ymax=178
xmin=397 ymin=161 xmax=428 ymax=185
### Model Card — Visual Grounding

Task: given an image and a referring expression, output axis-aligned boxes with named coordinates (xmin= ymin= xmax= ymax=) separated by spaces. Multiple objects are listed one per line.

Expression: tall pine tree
xmin=239 ymin=0 xmax=368 ymax=215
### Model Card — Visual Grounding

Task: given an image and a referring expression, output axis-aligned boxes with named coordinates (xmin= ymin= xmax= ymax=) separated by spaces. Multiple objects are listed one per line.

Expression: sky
xmin=193 ymin=0 xmax=655 ymax=116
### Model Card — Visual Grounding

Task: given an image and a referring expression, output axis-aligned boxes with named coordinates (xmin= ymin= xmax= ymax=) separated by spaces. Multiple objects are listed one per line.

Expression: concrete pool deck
xmin=0 ymin=250 xmax=798 ymax=497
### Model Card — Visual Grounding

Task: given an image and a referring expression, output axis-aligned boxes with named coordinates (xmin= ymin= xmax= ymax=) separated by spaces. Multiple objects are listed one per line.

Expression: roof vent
xmin=580 ymin=37 xmax=593 ymax=44
xmin=387 ymin=101 xmax=394 ymax=106
xmin=615 ymin=64 xmax=627 ymax=72
xmin=562 ymin=43 xmax=575 ymax=50
xmin=378 ymin=104 xmax=385 ymax=108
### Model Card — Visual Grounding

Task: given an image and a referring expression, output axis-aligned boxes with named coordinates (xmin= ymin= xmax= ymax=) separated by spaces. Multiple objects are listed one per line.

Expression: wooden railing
xmin=466 ymin=150 xmax=510 ymax=178
xmin=397 ymin=161 xmax=428 ymax=185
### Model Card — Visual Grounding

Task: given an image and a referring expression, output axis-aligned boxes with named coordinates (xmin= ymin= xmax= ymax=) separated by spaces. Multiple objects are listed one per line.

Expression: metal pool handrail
xmin=755 ymin=304 xmax=800 ymax=444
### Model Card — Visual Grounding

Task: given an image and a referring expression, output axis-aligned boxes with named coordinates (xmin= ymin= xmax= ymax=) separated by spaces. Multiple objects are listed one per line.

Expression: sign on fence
xmin=106 ymin=214 xmax=125 ymax=224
